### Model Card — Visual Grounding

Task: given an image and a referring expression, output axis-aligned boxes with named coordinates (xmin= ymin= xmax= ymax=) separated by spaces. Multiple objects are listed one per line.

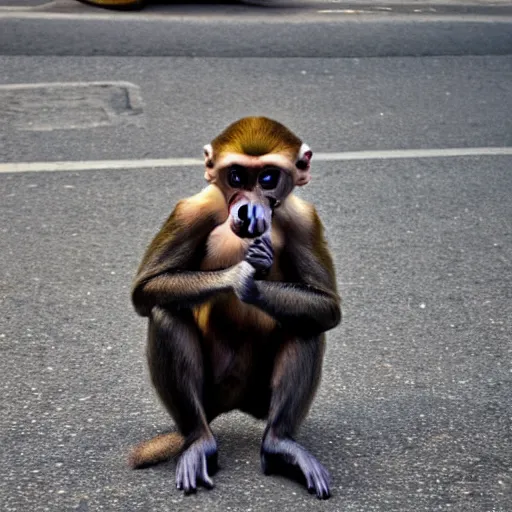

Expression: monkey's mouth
xmin=228 ymin=193 xmax=275 ymax=212
xmin=229 ymin=197 xmax=271 ymax=239
xmin=228 ymin=192 xmax=247 ymax=212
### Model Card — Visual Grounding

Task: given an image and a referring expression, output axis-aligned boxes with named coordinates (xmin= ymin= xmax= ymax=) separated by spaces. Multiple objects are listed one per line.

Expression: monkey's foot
xmin=261 ymin=436 xmax=331 ymax=500
xmin=176 ymin=437 xmax=218 ymax=494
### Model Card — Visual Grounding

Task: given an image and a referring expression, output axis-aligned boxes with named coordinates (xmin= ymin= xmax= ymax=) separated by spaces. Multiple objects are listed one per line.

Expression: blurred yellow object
xmin=76 ymin=0 xmax=146 ymax=9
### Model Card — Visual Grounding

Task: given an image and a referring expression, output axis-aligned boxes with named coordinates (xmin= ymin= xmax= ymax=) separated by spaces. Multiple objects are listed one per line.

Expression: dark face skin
xmin=222 ymin=165 xmax=294 ymax=239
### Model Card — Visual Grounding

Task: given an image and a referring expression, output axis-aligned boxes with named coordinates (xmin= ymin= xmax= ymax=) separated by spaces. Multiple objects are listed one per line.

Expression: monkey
xmin=128 ymin=117 xmax=341 ymax=500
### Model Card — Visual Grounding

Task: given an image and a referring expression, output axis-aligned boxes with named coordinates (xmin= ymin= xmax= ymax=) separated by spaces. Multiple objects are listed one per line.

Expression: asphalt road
xmin=1 ymin=2 xmax=512 ymax=512
xmin=1 ymin=3 xmax=512 ymax=58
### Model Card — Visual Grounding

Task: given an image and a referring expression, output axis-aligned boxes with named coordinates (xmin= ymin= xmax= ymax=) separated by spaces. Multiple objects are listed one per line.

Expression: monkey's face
xmin=222 ymin=164 xmax=294 ymax=239
xmin=202 ymin=117 xmax=314 ymax=238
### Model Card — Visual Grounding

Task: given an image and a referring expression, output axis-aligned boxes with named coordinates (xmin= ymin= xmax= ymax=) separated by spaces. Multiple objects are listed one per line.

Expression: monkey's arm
xmin=133 ymin=265 xmax=252 ymax=316
xmin=244 ymin=209 xmax=341 ymax=337
xmin=132 ymin=186 xmax=237 ymax=316
xmin=249 ymin=281 xmax=340 ymax=337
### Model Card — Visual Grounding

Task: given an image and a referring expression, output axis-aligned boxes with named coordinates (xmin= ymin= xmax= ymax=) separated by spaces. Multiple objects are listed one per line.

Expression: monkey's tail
xmin=128 ymin=432 xmax=185 ymax=469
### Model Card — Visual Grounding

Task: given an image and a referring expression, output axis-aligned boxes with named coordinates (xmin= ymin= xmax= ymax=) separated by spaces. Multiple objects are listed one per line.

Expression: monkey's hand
xmin=228 ymin=235 xmax=272 ymax=303
xmin=228 ymin=261 xmax=260 ymax=304
xmin=245 ymin=234 xmax=274 ymax=276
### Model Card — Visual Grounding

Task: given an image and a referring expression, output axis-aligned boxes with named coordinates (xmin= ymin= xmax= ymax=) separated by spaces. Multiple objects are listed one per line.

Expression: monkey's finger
xmin=259 ymin=233 xmax=274 ymax=251
xmin=185 ymin=461 xmax=197 ymax=494
xmin=262 ymin=241 xmax=274 ymax=258
xmin=252 ymin=236 xmax=273 ymax=254
xmin=177 ymin=454 xmax=198 ymax=494
xmin=249 ymin=252 xmax=272 ymax=263
xmin=176 ymin=459 xmax=185 ymax=490
xmin=254 ymin=204 xmax=267 ymax=234
xmin=250 ymin=245 xmax=273 ymax=263
xmin=321 ymin=465 xmax=331 ymax=488
xmin=247 ymin=257 xmax=273 ymax=271
xmin=247 ymin=245 xmax=269 ymax=259
xmin=304 ymin=471 xmax=315 ymax=493
xmin=312 ymin=471 xmax=330 ymax=499
xmin=308 ymin=462 xmax=330 ymax=499
xmin=246 ymin=203 xmax=257 ymax=234
xmin=318 ymin=482 xmax=331 ymax=499
xmin=246 ymin=248 xmax=272 ymax=263
xmin=200 ymin=455 xmax=214 ymax=489
xmin=181 ymin=463 xmax=191 ymax=493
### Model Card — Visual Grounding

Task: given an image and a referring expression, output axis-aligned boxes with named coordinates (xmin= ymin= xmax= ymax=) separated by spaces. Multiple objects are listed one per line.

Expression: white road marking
xmin=0 ymin=147 xmax=511 ymax=174
xmin=313 ymin=147 xmax=512 ymax=160
xmin=0 ymin=159 xmax=204 ymax=174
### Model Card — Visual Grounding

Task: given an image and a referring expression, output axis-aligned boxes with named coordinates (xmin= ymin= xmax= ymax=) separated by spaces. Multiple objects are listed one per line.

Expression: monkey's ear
xmin=203 ymin=144 xmax=215 ymax=182
xmin=295 ymin=143 xmax=312 ymax=186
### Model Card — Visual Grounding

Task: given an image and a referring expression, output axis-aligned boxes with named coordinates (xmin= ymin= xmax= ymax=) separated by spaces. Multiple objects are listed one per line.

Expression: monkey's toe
xmin=175 ymin=438 xmax=217 ymax=494
xmin=298 ymin=453 xmax=331 ymax=500
xmin=261 ymin=440 xmax=331 ymax=500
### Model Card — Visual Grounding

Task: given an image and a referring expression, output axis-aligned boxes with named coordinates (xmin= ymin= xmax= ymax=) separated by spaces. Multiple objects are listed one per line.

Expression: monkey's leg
xmin=148 ymin=306 xmax=218 ymax=494
xmin=261 ymin=336 xmax=331 ymax=500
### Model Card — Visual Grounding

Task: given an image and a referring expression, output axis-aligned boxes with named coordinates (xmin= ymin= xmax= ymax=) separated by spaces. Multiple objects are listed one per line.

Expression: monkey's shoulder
xmin=201 ymin=220 xmax=249 ymax=270
xmin=173 ymin=185 xmax=228 ymax=225
xmin=276 ymin=194 xmax=323 ymax=237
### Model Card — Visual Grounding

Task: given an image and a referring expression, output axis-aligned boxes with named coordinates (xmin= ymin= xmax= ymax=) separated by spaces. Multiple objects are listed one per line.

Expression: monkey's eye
xmin=258 ymin=170 xmax=280 ymax=190
xmin=228 ymin=166 xmax=247 ymax=188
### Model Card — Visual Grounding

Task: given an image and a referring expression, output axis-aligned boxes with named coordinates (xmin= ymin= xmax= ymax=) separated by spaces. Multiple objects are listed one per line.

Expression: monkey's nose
xmin=232 ymin=201 xmax=269 ymax=238
xmin=237 ymin=203 xmax=249 ymax=222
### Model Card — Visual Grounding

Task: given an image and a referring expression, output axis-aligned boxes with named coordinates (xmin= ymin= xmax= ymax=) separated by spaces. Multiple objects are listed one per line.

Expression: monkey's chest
xmin=200 ymin=218 xmax=284 ymax=271
xmin=200 ymin=221 xmax=249 ymax=270
xmin=195 ymin=219 xmax=285 ymax=337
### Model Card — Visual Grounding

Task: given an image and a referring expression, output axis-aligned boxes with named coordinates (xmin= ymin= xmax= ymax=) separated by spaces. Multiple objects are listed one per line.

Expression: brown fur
xmin=195 ymin=207 xmax=288 ymax=336
xmin=211 ymin=117 xmax=302 ymax=158
xmin=129 ymin=118 xmax=341 ymax=498
xmin=129 ymin=192 xmax=336 ymax=466
xmin=129 ymin=432 xmax=184 ymax=469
